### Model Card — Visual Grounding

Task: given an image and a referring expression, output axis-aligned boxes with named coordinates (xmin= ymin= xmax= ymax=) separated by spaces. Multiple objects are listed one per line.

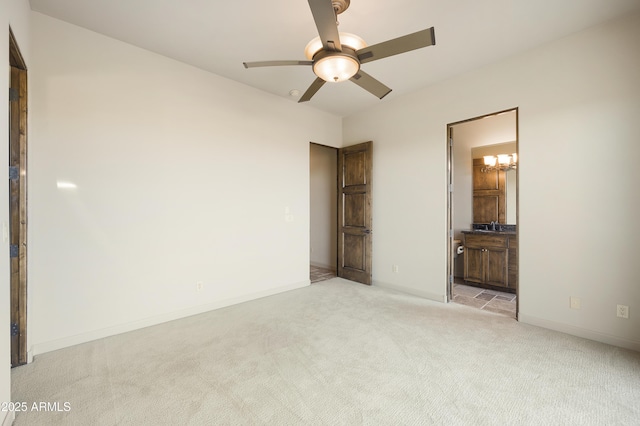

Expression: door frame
xmin=9 ymin=28 xmax=29 ymax=366
xmin=446 ymin=108 xmax=519 ymax=316
xmin=309 ymin=141 xmax=373 ymax=285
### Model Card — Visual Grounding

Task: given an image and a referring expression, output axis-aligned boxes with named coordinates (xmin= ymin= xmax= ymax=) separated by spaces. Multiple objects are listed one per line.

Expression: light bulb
xmin=497 ymin=154 xmax=511 ymax=165
xmin=484 ymin=156 xmax=497 ymax=167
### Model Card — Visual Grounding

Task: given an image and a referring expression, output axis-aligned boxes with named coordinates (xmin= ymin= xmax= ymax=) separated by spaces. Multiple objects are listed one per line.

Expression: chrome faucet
xmin=490 ymin=221 xmax=497 ymax=231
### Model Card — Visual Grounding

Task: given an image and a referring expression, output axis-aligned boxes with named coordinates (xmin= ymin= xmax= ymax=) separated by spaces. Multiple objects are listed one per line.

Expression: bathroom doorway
xmin=447 ymin=109 xmax=519 ymax=318
xmin=310 ymin=143 xmax=338 ymax=283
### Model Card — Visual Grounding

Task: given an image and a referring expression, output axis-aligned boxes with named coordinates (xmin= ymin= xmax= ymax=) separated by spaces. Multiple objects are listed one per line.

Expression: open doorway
xmin=447 ymin=109 xmax=518 ymax=319
xmin=310 ymin=141 xmax=374 ymax=285
xmin=310 ymin=143 xmax=338 ymax=283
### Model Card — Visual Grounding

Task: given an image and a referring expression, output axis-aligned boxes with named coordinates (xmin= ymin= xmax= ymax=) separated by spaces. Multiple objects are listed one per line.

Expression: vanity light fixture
xmin=481 ymin=153 xmax=517 ymax=173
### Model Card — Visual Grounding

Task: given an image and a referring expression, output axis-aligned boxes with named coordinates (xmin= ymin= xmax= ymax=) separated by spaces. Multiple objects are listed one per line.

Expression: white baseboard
xmin=31 ymin=280 xmax=310 ymax=357
xmin=373 ymin=280 xmax=446 ymax=303
xmin=310 ymin=261 xmax=336 ymax=271
xmin=518 ymin=313 xmax=640 ymax=352
xmin=2 ymin=410 xmax=15 ymax=426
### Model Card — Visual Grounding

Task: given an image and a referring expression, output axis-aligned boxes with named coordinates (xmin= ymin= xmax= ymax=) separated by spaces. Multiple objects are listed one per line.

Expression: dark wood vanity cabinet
xmin=463 ymin=232 xmax=517 ymax=291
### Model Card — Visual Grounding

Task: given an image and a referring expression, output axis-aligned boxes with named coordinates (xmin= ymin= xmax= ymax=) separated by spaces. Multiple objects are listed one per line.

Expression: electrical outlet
xmin=570 ymin=297 xmax=581 ymax=310
xmin=196 ymin=281 xmax=204 ymax=292
xmin=392 ymin=265 xmax=399 ymax=273
xmin=617 ymin=304 xmax=629 ymax=319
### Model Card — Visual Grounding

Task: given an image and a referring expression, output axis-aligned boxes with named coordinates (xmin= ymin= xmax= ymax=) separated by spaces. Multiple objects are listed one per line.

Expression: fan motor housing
xmin=332 ymin=0 xmax=350 ymax=15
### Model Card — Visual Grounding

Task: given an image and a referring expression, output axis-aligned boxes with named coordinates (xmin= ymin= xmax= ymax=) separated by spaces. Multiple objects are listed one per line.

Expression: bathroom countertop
xmin=461 ymin=229 xmax=517 ymax=235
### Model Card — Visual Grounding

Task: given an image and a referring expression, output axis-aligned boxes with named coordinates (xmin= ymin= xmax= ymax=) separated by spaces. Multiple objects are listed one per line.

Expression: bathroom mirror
xmin=471 ymin=142 xmax=517 ymax=224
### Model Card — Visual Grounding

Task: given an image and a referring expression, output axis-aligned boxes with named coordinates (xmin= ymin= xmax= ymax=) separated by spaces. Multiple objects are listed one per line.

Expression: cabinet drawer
xmin=463 ymin=233 xmax=508 ymax=249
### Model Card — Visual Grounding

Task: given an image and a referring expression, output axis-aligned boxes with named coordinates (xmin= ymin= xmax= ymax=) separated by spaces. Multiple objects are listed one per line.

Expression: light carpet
xmin=11 ymin=278 xmax=640 ymax=425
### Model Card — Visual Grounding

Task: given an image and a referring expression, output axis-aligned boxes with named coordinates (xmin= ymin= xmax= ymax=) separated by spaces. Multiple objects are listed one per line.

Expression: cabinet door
xmin=473 ymin=160 xmax=501 ymax=190
xmin=485 ymin=247 xmax=508 ymax=288
xmin=473 ymin=195 xmax=502 ymax=224
xmin=472 ymin=159 xmax=506 ymax=224
xmin=464 ymin=246 xmax=484 ymax=283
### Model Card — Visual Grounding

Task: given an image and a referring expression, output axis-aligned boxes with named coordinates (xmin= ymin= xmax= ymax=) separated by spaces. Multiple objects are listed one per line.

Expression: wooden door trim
xmin=10 ymin=27 xmax=28 ymax=366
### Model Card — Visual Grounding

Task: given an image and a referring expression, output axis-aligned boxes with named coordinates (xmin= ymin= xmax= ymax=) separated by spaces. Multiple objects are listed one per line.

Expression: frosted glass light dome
xmin=313 ymin=54 xmax=359 ymax=82
xmin=304 ymin=33 xmax=367 ymax=83
xmin=304 ymin=33 xmax=367 ymax=59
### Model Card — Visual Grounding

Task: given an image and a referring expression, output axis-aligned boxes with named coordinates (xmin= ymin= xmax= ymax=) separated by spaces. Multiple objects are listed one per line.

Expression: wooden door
xmin=10 ymin=30 xmax=28 ymax=367
xmin=337 ymin=142 xmax=372 ymax=285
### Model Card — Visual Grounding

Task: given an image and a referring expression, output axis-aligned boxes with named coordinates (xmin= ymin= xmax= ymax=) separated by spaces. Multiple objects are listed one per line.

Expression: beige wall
xmin=344 ymin=12 xmax=640 ymax=350
xmin=310 ymin=144 xmax=337 ymax=270
xmin=28 ymin=12 xmax=342 ymax=355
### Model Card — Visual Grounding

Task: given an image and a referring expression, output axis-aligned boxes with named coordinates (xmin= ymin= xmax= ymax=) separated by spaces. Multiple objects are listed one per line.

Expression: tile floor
xmin=310 ymin=265 xmax=336 ymax=283
xmin=452 ymin=281 xmax=517 ymax=319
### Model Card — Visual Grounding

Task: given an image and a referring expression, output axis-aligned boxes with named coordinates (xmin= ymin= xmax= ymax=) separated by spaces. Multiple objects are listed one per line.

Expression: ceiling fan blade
xmin=243 ymin=60 xmax=313 ymax=69
xmin=307 ymin=0 xmax=342 ymax=51
xmin=357 ymin=27 xmax=435 ymax=64
xmin=349 ymin=70 xmax=392 ymax=99
xmin=299 ymin=77 xmax=326 ymax=103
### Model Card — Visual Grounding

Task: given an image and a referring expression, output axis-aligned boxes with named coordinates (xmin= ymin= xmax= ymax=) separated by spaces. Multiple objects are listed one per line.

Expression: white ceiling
xmin=29 ymin=0 xmax=640 ymax=117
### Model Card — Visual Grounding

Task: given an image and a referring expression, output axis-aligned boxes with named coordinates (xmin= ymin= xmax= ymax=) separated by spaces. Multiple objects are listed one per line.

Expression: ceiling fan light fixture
xmin=243 ymin=0 xmax=436 ymax=103
xmin=313 ymin=51 xmax=360 ymax=82
xmin=304 ymin=32 xmax=367 ymax=60
xmin=337 ymin=32 xmax=367 ymax=51
xmin=304 ymin=37 xmax=324 ymax=60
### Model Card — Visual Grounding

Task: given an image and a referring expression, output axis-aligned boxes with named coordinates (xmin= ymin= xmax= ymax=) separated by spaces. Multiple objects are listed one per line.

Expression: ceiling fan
xmin=243 ymin=0 xmax=435 ymax=103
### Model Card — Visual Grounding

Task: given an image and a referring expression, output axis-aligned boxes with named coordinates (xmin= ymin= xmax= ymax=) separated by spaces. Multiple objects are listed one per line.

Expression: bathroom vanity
xmin=462 ymin=230 xmax=517 ymax=292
